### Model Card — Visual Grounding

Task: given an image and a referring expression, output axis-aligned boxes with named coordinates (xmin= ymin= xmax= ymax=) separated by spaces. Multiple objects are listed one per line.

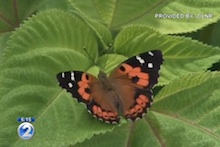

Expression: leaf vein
xmin=111 ymin=0 xmax=166 ymax=29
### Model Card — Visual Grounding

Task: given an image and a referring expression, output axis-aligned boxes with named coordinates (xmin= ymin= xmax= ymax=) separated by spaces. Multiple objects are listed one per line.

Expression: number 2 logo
xmin=17 ymin=122 xmax=35 ymax=140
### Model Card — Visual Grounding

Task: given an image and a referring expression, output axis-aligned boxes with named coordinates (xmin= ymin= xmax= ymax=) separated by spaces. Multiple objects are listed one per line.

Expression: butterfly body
xmin=57 ymin=50 xmax=163 ymax=124
xmin=97 ymin=71 xmax=127 ymax=116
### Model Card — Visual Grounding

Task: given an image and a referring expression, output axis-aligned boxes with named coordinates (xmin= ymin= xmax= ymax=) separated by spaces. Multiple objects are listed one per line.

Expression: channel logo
xmin=17 ymin=122 xmax=35 ymax=140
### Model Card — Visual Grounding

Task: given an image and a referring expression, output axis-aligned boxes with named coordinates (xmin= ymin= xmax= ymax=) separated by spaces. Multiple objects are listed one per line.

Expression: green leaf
xmin=69 ymin=10 xmax=113 ymax=51
xmin=0 ymin=32 xmax=11 ymax=61
xmin=151 ymin=72 xmax=220 ymax=146
xmin=113 ymin=25 xmax=220 ymax=85
xmin=1 ymin=2 xmax=220 ymax=146
xmin=2 ymin=9 xmax=100 ymax=61
xmin=0 ymin=0 xmax=44 ymax=33
xmin=73 ymin=72 xmax=220 ymax=147
xmin=37 ymin=0 xmax=72 ymax=11
xmin=0 ymin=9 xmax=114 ymax=147
xmin=74 ymin=121 xmax=162 ymax=147
xmin=69 ymin=0 xmax=220 ymax=34
xmin=210 ymin=21 xmax=220 ymax=47
xmin=96 ymin=53 xmax=126 ymax=74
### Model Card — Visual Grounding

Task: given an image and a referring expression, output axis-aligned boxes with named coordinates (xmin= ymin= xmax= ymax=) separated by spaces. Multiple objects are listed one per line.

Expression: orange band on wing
xmin=139 ymin=94 xmax=149 ymax=103
xmin=136 ymin=79 xmax=149 ymax=87
xmin=129 ymin=108 xmax=138 ymax=117
xmin=82 ymin=93 xmax=90 ymax=100
xmin=81 ymin=73 xmax=89 ymax=82
xmin=78 ymin=87 xmax=90 ymax=100
xmin=128 ymin=71 xmax=149 ymax=80
xmin=102 ymin=111 xmax=109 ymax=120
xmin=78 ymin=87 xmax=85 ymax=96
xmin=132 ymin=67 xmax=141 ymax=72
xmin=92 ymin=105 xmax=118 ymax=121
xmin=92 ymin=105 xmax=98 ymax=115
xmin=125 ymin=104 xmax=145 ymax=118
xmin=108 ymin=112 xmax=117 ymax=120
xmin=97 ymin=107 xmax=103 ymax=117
xmin=137 ymin=73 xmax=149 ymax=79
xmin=134 ymin=105 xmax=143 ymax=113
xmin=77 ymin=81 xmax=89 ymax=88
xmin=119 ymin=63 xmax=133 ymax=74
xmin=136 ymin=98 xmax=146 ymax=108
xmin=124 ymin=110 xmax=130 ymax=116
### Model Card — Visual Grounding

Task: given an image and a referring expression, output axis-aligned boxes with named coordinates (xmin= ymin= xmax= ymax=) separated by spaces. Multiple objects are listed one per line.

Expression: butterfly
xmin=56 ymin=50 xmax=163 ymax=124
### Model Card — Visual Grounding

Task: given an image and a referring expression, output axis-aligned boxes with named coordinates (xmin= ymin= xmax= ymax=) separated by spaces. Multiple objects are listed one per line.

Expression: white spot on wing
xmin=112 ymin=121 xmax=118 ymax=124
xmin=136 ymin=55 xmax=145 ymax=64
xmin=61 ymin=72 xmax=65 ymax=78
xmin=68 ymin=82 xmax=73 ymax=88
xmin=148 ymin=63 xmax=153 ymax=68
xmin=135 ymin=117 xmax=140 ymax=121
xmin=71 ymin=72 xmax=75 ymax=81
xmin=148 ymin=51 xmax=154 ymax=56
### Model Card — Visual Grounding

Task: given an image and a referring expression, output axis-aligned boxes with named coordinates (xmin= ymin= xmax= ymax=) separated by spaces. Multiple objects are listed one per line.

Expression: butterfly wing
xmin=57 ymin=71 xmax=120 ymax=124
xmin=109 ymin=50 xmax=163 ymax=121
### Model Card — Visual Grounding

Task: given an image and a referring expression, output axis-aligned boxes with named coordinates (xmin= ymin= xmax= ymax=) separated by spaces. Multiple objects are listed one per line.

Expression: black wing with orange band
xmin=57 ymin=71 xmax=120 ymax=124
xmin=109 ymin=50 xmax=163 ymax=121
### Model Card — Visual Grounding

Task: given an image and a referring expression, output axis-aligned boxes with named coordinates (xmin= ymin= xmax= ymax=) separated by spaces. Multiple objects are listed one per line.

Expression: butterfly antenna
xmin=102 ymin=44 xmax=112 ymax=71
xmin=83 ymin=47 xmax=101 ymax=70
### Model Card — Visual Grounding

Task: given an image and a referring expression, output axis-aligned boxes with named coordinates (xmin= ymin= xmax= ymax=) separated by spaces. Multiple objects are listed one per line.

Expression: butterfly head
xmin=97 ymin=70 xmax=107 ymax=79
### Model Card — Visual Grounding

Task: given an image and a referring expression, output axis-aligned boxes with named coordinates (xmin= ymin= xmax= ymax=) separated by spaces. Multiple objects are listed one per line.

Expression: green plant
xmin=0 ymin=0 xmax=220 ymax=147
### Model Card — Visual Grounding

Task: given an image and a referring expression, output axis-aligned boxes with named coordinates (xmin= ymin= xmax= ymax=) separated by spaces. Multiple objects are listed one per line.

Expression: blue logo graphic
xmin=17 ymin=122 xmax=35 ymax=140
xmin=17 ymin=117 xmax=36 ymax=123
